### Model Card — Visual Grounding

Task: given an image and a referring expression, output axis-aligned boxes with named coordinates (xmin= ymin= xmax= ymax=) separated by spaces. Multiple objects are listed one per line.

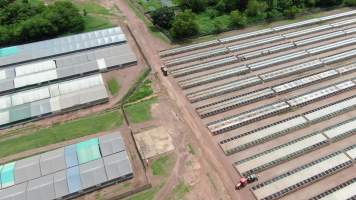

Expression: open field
xmin=160 ymin=10 xmax=356 ymax=200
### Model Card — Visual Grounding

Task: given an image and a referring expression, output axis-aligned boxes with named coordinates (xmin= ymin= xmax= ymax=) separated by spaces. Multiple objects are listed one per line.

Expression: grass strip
xmin=0 ymin=111 xmax=123 ymax=158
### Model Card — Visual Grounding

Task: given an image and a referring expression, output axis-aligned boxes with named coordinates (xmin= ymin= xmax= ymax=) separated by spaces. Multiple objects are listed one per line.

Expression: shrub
xmin=316 ymin=0 xmax=343 ymax=7
xmin=170 ymin=10 xmax=198 ymax=39
xmin=150 ymin=7 xmax=175 ymax=29
xmin=344 ymin=0 xmax=356 ymax=6
xmin=246 ymin=0 xmax=268 ymax=20
xmin=178 ymin=0 xmax=208 ymax=12
xmin=284 ymin=5 xmax=300 ymax=19
xmin=230 ymin=10 xmax=247 ymax=27
xmin=267 ymin=9 xmax=283 ymax=21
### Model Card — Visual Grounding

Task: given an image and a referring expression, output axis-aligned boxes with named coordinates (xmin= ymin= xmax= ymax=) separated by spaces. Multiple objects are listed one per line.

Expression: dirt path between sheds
xmin=102 ymin=0 xmax=246 ymax=199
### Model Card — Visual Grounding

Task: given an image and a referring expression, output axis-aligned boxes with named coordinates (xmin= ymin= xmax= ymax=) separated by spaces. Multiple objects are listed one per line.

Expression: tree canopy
xmin=0 ymin=0 xmax=84 ymax=47
xmin=170 ymin=10 xmax=198 ymax=39
xmin=152 ymin=0 xmax=349 ymax=40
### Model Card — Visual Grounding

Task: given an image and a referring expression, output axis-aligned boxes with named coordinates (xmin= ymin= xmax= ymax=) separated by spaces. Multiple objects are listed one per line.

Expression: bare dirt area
xmin=99 ymin=0 xmax=242 ymax=199
xmin=147 ymin=88 xmax=232 ymax=200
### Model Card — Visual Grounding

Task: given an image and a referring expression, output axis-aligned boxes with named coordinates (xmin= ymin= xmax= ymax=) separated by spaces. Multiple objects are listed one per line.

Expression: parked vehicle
xmin=161 ymin=66 xmax=168 ymax=76
xmin=235 ymin=174 xmax=258 ymax=190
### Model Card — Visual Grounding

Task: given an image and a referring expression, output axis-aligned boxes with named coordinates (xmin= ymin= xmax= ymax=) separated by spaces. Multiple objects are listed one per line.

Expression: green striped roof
xmin=0 ymin=47 xmax=18 ymax=57
xmin=0 ymin=165 xmax=3 ymax=188
xmin=76 ymin=138 xmax=101 ymax=164
xmin=1 ymin=162 xmax=15 ymax=188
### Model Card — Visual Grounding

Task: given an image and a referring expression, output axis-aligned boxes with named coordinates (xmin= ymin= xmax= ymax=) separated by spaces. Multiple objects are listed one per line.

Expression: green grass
xmin=151 ymin=154 xmax=175 ymax=176
xmin=138 ymin=0 xmax=162 ymax=12
xmin=168 ymin=181 xmax=191 ymax=200
xmin=128 ymin=187 xmax=159 ymax=200
xmin=137 ymin=0 xmax=178 ymax=12
xmin=127 ymin=79 xmax=154 ymax=103
xmin=0 ymin=111 xmax=123 ymax=158
xmin=187 ymin=144 xmax=195 ymax=155
xmin=28 ymin=0 xmax=42 ymax=4
xmin=196 ymin=13 xmax=217 ymax=35
xmin=195 ymin=12 xmax=233 ymax=35
xmin=107 ymin=78 xmax=120 ymax=96
xmin=125 ymin=98 xmax=157 ymax=123
xmin=83 ymin=15 xmax=113 ymax=32
xmin=74 ymin=0 xmax=112 ymax=15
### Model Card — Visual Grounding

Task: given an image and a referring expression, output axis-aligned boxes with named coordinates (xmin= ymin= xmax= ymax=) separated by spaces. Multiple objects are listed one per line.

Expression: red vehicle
xmin=235 ymin=174 xmax=258 ymax=190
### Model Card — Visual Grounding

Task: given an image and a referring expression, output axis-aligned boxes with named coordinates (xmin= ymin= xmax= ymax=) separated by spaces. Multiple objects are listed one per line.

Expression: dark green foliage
xmin=284 ymin=5 xmax=301 ymax=19
xmin=230 ymin=10 xmax=247 ymax=27
xmin=44 ymin=1 xmax=85 ymax=33
xmin=246 ymin=0 xmax=268 ymax=17
xmin=0 ymin=1 xmax=45 ymax=25
xmin=0 ymin=0 xmax=15 ymax=8
xmin=267 ymin=8 xmax=283 ymax=21
xmin=0 ymin=0 xmax=84 ymax=46
xmin=170 ymin=10 xmax=198 ymax=39
xmin=179 ymin=0 xmax=208 ymax=12
xmin=344 ymin=0 xmax=356 ymax=6
xmin=150 ymin=7 xmax=175 ymax=29
xmin=316 ymin=0 xmax=343 ymax=7
xmin=161 ymin=0 xmax=349 ymax=39
xmin=246 ymin=0 xmax=268 ymax=21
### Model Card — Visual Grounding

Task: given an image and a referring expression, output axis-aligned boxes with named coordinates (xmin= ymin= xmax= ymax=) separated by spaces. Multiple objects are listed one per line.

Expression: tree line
xmin=150 ymin=0 xmax=356 ymax=39
xmin=0 ymin=0 xmax=84 ymax=47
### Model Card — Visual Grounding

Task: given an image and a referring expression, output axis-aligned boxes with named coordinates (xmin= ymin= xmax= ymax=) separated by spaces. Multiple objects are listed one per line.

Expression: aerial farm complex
xmin=160 ymin=10 xmax=356 ymax=200
xmin=2 ymin=3 xmax=356 ymax=200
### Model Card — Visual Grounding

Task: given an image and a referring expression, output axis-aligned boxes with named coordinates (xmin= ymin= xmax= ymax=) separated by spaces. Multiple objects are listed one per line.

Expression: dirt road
xmin=106 ymin=0 xmax=244 ymax=199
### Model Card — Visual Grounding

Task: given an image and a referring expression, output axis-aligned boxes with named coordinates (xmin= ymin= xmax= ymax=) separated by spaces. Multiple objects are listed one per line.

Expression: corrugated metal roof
xmin=0 ymin=70 xmax=6 ymax=80
xmin=58 ymin=75 xmax=103 ymax=95
xmin=9 ymin=104 xmax=31 ymax=122
xmin=49 ymin=97 xmax=61 ymax=112
xmin=65 ymin=145 xmax=79 ymax=168
xmin=0 ymin=96 xmax=11 ymax=110
xmin=99 ymin=133 xmax=125 ymax=157
xmin=40 ymin=148 xmax=66 ymax=176
xmin=14 ymin=156 xmax=41 ymax=185
xmin=53 ymin=170 xmax=69 ymax=198
xmin=14 ymin=69 xmax=58 ymax=88
xmin=30 ymin=99 xmax=52 ymax=117
xmin=78 ymin=85 xmax=108 ymax=105
xmin=15 ymin=60 xmax=56 ymax=76
xmin=66 ymin=166 xmax=82 ymax=193
xmin=26 ymin=174 xmax=55 ymax=200
xmin=0 ymin=111 xmax=10 ymax=126
xmin=0 ymin=182 xmax=27 ymax=200
xmin=0 ymin=80 xmax=14 ymax=93
xmin=0 ymin=27 xmax=126 ymax=67
xmin=79 ymin=159 xmax=107 ymax=189
xmin=11 ymin=87 xmax=50 ymax=106
xmin=103 ymin=151 xmax=132 ymax=180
